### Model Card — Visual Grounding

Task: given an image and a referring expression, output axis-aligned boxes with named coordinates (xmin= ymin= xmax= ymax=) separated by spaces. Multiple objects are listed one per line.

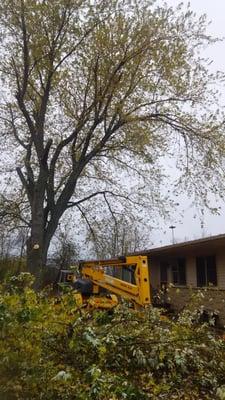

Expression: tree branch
xmin=76 ymin=204 xmax=96 ymax=242
xmin=42 ymin=138 xmax=53 ymax=166
xmin=16 ymin=167 xmax=33 ymax=204
xmin=20 ymin=0 xmax=29 ymax=98
xmin=67 ymin=190 xmax=133 ymax=209
xmin=4 ymin=107 xmax=29 ymax=149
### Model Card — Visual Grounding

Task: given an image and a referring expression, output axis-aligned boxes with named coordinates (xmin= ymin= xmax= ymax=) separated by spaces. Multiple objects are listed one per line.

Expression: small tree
xmin=0 ymin=0 xmax=224 ymax=278
xmin=86 ymin=214 xmax=152 ymax=259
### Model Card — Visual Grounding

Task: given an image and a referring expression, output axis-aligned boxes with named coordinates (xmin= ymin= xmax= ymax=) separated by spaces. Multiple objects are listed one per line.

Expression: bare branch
xmin=76 ymin=204 xmax=96 ymax=242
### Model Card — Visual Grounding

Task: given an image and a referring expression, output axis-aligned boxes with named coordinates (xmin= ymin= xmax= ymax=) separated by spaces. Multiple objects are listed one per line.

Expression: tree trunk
xmin=26 ymin=182 xmax=46 ymax=286
xmin=27 ymin=220 xmax=45 ymax=288
xmin=26 ymin=168 xmax=68 ymax=286
xmin=27 ymin=236 xmax=44 ymax=275
xmin=27 ymin=208 xmax=64 ymax=287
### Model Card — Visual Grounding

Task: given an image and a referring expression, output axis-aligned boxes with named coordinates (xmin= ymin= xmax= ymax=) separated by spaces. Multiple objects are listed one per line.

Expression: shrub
xmin=0 ymin=273 xmax=225 ymax=399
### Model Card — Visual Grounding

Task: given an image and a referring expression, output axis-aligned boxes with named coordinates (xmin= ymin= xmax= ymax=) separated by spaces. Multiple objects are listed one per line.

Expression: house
xmin=138 ymin=234 xmax=225 ymax=325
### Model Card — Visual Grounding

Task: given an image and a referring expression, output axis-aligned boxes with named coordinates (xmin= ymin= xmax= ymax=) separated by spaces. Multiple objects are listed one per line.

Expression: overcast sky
xmin=151 ymin=0 xmax=225 ymax=247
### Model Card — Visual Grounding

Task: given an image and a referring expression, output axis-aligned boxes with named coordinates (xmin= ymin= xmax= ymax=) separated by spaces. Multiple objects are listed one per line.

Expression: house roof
xmin=133 ymin=233 xmax=225 ymax=257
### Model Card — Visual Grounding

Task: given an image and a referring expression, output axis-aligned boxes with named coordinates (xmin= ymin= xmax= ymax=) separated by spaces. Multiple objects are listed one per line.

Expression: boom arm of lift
xmin=78 ymin=255 xmax=151 ymax=307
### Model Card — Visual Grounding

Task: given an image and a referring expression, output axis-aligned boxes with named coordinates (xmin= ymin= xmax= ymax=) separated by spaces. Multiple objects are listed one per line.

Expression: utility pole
xmin=169 ymin=225 xmax=176 ymax=244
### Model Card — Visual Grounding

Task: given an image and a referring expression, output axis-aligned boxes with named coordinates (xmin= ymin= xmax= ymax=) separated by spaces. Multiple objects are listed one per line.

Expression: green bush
xmin=0 ymin=273 xmax=225 ymax=399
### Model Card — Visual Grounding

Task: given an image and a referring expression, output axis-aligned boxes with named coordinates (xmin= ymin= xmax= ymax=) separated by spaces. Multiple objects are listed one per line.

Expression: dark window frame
xmin=196 ymin=255 xmax=217 ymax=287
xmin=171 ymin=258 xmax=187 ymax=286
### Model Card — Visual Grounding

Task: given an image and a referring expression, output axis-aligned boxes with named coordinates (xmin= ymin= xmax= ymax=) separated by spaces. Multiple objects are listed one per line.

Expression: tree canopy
xmin=0 ymin=0 xmax=224 ymax=273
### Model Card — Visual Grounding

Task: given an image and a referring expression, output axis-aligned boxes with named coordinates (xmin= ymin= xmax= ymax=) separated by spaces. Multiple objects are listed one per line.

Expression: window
xmin=171 ymin=258 xmax=186 ymax=285
xmin=196 ymin=255 xmax=217 ymax=287
xmin=160 ymin=262 xmax=168 ymax=288
xmin=122 ymin=265 xmax=136 ymax=284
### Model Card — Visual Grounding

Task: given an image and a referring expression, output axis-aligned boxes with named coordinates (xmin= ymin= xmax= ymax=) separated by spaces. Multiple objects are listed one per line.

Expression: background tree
xmin=84 ymin=213 xmax=152 ymax=259
xmin=52 ymin=225 xmax=79 ymax=269
xmin=0 ymin=0 xmax=224 ymax=278
xmin=0 ymin=221 xmax=28 ymax=280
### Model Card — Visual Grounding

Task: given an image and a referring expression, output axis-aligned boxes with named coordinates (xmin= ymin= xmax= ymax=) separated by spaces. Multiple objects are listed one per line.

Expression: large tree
xmin=0 ymin=0 xmax=224 ymax=277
